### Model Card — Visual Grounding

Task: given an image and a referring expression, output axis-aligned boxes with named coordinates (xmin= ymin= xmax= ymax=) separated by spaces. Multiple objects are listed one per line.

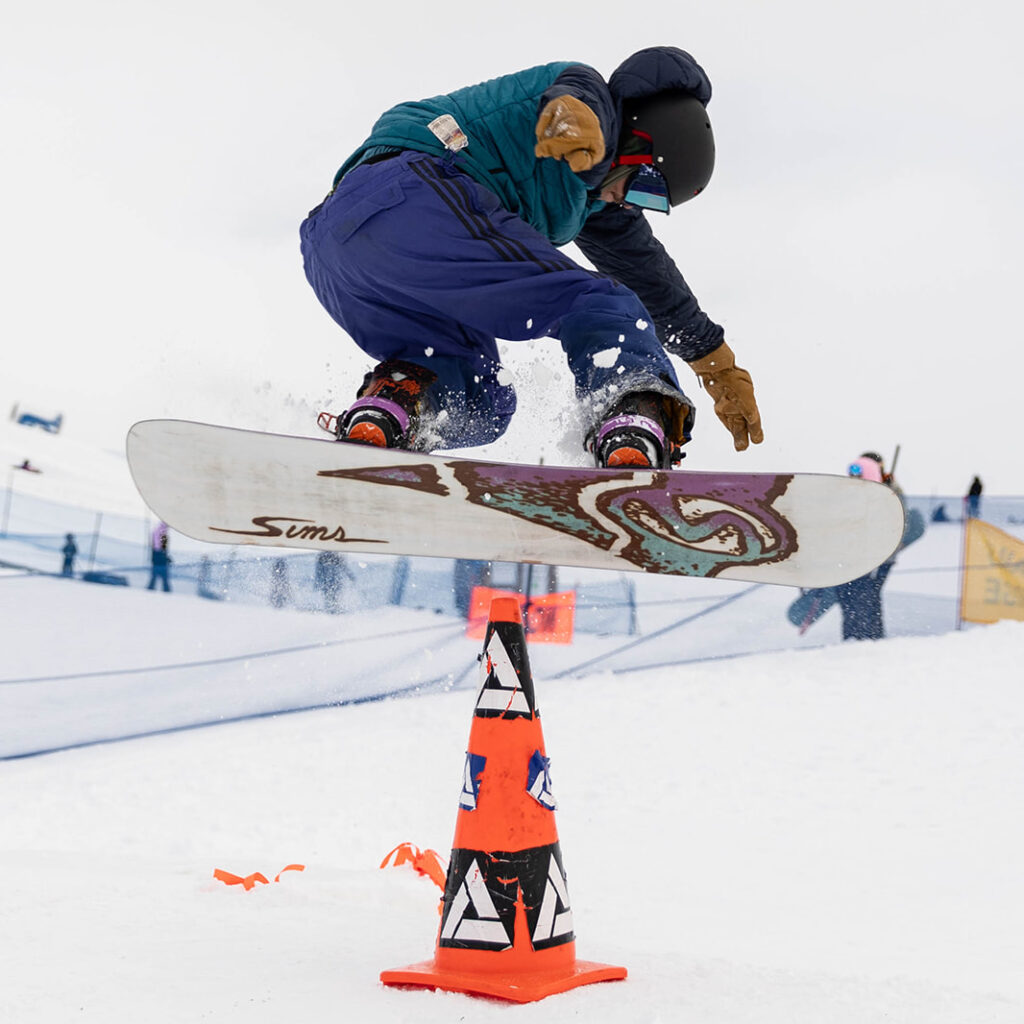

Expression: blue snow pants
xmin=300 ymin=151 xmax=682 ymax=448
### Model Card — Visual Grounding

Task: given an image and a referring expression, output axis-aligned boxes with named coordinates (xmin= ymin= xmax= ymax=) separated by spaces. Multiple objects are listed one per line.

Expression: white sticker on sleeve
xmin=428 ymin=114 xmax=469 ymax=152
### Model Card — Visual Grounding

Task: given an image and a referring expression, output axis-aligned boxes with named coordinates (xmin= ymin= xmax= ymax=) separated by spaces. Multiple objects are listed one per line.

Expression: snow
xmin=2 ymin=419 xmax=1023 ymax=1021
xmin=2 ymin=593 xmax=1022 ymax=1021
xmin=592 ymin=346 xmax=621 ymax=368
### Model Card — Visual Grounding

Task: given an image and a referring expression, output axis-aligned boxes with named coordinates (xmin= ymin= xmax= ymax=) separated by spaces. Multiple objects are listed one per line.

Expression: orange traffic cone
xmin=380 ymin=597 xmax=626 ymax=1002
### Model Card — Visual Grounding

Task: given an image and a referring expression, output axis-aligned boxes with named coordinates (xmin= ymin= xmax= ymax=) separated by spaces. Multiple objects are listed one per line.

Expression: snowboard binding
xmin=588 ymin=391 xmax=686 ymax=469
xmin=319 ymin=359 xmax=437 ymax=451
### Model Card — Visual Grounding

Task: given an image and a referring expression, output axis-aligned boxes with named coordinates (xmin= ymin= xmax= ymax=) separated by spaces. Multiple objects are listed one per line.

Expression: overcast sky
xmin=3 ymin=0 xmax=1022 ymax=496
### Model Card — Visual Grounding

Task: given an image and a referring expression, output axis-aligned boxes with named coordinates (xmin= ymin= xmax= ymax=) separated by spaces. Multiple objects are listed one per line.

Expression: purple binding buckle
xmin=596 ymin=413 xmax=667 ymax=448
xmin=346 ymin=395 xmax=410 ymax=433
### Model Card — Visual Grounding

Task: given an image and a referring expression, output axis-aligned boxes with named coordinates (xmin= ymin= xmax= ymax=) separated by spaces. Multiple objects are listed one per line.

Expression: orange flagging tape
xmin=380 ymin=843 xmax=447 ymax=891
xmin=214 ymin=864 xmax=305 ymax=891
xmin=214 ymin=869 xmax=268 ymax=890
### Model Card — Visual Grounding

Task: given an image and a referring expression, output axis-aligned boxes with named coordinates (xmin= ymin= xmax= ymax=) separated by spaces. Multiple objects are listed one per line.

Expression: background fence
xmin=0 ymin=487 xmax=640 ymax=634
xmin=3 ymin=486 xmax=1022 ymax=639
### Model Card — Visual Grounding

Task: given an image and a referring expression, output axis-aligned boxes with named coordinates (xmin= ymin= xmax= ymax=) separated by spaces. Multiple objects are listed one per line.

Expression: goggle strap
xmin=615 ymin=154 xmax=653 ymax=167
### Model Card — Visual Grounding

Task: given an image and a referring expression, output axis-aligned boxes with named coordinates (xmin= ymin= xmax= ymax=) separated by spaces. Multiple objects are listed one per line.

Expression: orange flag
xmin=466 ymin=586 xmax=575 ymax=644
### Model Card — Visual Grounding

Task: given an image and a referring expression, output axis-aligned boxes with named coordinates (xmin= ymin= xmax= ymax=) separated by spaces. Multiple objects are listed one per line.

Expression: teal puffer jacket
xmin=335 ymin=62 xmax=604 ymax=246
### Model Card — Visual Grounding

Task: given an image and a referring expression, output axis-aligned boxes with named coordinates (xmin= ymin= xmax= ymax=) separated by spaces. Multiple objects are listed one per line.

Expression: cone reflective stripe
xmin=474 ymin=598 xmax=536 ymax=719
xmin=381 ymin=597 xmax=626 ymax=1002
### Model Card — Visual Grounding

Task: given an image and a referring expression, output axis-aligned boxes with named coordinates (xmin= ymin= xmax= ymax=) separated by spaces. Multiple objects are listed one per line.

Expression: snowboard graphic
xmin=126 ymin=420 xmax=906 ymax=588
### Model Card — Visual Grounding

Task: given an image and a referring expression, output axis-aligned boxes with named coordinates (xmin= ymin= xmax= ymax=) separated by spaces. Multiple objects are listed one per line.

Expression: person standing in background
xmin=836 ymin=453 xmax=902 ymax=641
xmin=270 ymin=558 xmax=292 ymax=608
xmin=966 ymin=476 xmax=983 ymax=519
xmin=314 ymin=551 xmax=354 ymax=613
xmin=61 ymin=533 xmax=77 ymax=577
xmin=147 ymin=527 xmax=172 ymax=592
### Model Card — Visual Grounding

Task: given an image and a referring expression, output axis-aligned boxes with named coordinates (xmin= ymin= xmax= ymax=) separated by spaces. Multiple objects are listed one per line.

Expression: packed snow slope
xmin=2 ymin=573 xmax=1022 ymax=1022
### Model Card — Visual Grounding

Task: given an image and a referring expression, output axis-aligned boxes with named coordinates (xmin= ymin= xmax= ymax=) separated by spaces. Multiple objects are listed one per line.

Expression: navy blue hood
xmin=608 ymin=47 xmax=712 ymax=107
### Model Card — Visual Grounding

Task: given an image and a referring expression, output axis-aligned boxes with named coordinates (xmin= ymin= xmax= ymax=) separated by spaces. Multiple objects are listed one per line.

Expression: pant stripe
xmin=411 ymin=159 xmax=574 ymax=275
xmin=411 ymin=159 xmax=534 ymax=268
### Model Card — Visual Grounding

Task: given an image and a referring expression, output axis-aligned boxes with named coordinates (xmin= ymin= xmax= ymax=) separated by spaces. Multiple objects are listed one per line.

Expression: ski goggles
xmin=623 ymin=163 xmax=671 ymax=213
xmin=848 ymin=457 xmax=884 ymax=483
xmin=603 ymin=131 xmax=671 ymax=213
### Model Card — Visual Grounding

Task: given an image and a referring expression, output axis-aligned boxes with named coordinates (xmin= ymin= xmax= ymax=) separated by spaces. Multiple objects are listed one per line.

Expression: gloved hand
xmin=688 ymin=341 xmax=764 ymax=451
xmin=534 ymin=95 xmax=605 ymax=173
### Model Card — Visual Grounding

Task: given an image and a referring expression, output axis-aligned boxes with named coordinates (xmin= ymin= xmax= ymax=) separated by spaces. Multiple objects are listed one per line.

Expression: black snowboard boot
xmin=588 ymin=391 xmax=680 ymax=469
xmin=331 ymin=360 xmax=437 ymax=450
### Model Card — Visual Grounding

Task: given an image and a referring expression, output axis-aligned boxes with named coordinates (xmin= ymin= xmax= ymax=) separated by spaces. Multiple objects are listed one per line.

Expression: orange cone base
xmin=380 ymin=953 xmax=626 ymax=1003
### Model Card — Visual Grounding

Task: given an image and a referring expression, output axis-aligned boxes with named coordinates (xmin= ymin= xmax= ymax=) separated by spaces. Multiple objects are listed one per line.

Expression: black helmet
xmin=620 ymin=91 xmax=715 ymax=206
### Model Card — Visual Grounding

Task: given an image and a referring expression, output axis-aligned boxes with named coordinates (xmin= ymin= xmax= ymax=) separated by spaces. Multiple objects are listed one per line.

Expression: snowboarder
xmin=300 ymin=47 xmax=762 ymax=469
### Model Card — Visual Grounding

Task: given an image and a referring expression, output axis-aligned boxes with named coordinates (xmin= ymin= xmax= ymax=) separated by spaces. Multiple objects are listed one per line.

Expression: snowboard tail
xmin=125 ymin=420 xmax=906 ymax=588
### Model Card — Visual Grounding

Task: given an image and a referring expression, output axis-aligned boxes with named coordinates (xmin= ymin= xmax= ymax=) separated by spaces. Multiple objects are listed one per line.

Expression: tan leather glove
xmin=534 ymin=95 xmax=605 ymax=173
xmin=688 ymin=341 xmax=764 ymax=451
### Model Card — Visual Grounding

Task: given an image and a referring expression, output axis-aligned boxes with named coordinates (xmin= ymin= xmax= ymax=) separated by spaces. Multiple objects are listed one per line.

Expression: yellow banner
xmin=960 ymin=519 xmax=1024 ymax=624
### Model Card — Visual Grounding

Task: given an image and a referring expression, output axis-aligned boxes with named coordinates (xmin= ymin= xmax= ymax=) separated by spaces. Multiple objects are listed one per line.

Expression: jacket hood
xmin=608 ymin=47 xmax=712 ymax=107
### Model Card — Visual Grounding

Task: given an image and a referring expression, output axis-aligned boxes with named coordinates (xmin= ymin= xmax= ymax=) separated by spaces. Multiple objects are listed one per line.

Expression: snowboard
xmin=786 ymin=586 xmax=841 ymax=631
xmin=125 ymin=419 xmax=906 ymax=588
